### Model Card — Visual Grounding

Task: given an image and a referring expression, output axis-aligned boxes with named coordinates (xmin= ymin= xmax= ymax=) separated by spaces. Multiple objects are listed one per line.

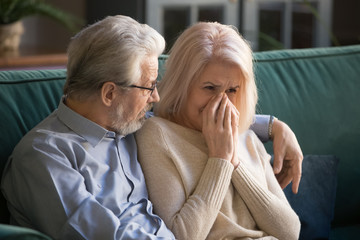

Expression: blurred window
xmin=146 ymin=0 xmax=238 ymax=52
xmin=243 ymin=0 xmax=332 ymax=51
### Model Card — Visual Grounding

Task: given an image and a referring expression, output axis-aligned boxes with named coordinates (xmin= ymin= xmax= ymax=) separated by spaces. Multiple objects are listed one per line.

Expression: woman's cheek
xmin=230 ymin=92 xmax=241 ymax=105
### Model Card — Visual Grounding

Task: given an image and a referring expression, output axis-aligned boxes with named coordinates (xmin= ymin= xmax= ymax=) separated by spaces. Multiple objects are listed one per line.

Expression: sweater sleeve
xmin=231 ymin=132 xmax=301 ymax=240
xmin=135 ymin=119 xmax=234 ymax=240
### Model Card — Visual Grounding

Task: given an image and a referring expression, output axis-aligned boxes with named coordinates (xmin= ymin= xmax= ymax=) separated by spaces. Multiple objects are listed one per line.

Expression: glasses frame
xmin=114 ymin=82 xmax=157 ymax=96
xmin=128 ymin=82 xmax=157 ymax=96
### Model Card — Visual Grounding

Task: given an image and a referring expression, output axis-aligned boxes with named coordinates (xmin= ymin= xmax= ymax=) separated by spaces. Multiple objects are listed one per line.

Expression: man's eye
xmin=148 ymin=82 xmax=157 ymax=89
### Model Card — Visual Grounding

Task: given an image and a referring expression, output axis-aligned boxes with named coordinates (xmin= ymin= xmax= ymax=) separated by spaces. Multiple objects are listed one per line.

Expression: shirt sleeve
xmin=1 ymin=137 xmax=174 ymax=240
xmin=250 ymin=114 xmax=270 ymax=142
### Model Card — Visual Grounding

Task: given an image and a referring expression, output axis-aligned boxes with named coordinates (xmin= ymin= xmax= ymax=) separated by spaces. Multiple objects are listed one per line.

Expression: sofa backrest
xmin=253 ymin=45 xmax=360 ymax=227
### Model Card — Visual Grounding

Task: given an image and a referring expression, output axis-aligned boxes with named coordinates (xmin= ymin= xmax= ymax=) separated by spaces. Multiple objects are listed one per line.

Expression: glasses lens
xmin=149 ymin=83 xmax=156 ymax=96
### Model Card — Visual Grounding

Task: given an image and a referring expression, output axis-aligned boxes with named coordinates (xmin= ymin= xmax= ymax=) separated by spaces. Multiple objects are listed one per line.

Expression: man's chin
xmin=116 ymin=117 xmax=147 ymax=136
xmin=113 ymin=105 xmax=151 ymax=135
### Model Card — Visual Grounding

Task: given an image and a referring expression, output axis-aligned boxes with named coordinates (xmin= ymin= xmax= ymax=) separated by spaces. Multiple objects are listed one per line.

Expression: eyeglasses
xmin=128 ymin=82 xmax=157 ymax=96
xmin=115 ymin=82 xmax=157 ymax=96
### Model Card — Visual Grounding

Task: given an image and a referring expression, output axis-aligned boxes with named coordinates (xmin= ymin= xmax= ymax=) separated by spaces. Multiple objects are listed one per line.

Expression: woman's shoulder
xmin=137 ymin=116 xmax=205 ymax=147
xmin=136 ymin=116 xmax=180 ymax=141
xmin=240 ymin=129 xmax=260 ymax=144
xmin=141 ymin=116 xmax=176 ymax=132
xmin=241 ymin=129 xmax=271 ymax=163
xmin=147 ymin=116 xmax=172 ymax=126
xmin=141 ymin=116 xmax=200 ymax=136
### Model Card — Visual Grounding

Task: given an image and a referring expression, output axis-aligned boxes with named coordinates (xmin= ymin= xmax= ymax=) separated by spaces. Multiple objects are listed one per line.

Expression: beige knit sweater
xmin=135 ymin=117 xmax=300 ymax=240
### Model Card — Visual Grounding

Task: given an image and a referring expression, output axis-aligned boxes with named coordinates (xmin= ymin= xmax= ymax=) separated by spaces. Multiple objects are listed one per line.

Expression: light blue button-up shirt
xmin=1 ymin=99 xmax=175 ymax=240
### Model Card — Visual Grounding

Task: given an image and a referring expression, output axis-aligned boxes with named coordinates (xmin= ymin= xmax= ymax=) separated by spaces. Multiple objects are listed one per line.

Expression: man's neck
xmin=65 ymin=96 xmax=109 ymax=130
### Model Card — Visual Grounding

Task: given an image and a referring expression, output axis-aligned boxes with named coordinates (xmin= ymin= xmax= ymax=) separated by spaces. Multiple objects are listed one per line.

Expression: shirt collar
xmin=57 ymin=97 xmax=117 ymax=147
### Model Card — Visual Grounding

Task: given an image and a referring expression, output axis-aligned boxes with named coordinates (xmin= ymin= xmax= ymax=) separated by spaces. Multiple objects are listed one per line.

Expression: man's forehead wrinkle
xmin=141 ymin=57 xmax=158 ymax=83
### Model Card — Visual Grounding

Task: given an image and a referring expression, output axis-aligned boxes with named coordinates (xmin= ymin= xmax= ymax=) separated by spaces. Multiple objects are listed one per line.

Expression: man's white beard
xmin=110 ymin=103 xmax=152 ymax=135
xmin=116 ymin=115 xmax=146 ymax=136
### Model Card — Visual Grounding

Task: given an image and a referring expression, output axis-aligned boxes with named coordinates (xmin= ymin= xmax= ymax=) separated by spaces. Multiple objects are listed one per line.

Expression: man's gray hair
xmin=64 ymin=15 xmax=165 ymax=100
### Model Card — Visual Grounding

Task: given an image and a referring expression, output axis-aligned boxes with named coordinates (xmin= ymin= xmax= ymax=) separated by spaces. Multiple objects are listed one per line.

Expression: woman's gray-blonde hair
xmin=155 ymin=21 xmax=257 ymax=133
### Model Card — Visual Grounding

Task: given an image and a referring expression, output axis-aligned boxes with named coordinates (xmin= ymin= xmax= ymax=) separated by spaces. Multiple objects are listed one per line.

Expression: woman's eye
xmin=204 ymin=86 xmax=215 ymax=90
xmin=226 ymin=88 xmax=237 ymax=94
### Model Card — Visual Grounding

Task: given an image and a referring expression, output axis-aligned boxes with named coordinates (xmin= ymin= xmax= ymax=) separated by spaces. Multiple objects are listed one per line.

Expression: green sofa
xmin=1 ymin=45 xmax=359 ymax=239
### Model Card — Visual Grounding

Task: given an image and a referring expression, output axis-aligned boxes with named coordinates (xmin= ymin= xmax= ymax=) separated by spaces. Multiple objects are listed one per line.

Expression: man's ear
xmin=101 ymin=82 xmax=118 ymax=107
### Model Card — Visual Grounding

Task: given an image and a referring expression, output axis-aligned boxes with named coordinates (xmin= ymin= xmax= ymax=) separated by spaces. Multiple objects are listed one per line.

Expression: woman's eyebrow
xmin=202 ymin=81 xmax=221 ymax=87
xmin=202 ymin=81 xmax=240 ymax=88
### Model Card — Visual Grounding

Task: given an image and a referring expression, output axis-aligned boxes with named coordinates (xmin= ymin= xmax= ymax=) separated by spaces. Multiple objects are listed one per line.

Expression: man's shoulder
xmin=23 ymin=110 xmax=72 ymax=140
xmin=11 ymin=110 xmax=79 ymax=159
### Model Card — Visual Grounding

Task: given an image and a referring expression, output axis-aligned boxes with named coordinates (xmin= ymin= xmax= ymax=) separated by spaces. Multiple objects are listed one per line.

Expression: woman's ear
xmin=101 ymin=82 xmax=118 ymax=107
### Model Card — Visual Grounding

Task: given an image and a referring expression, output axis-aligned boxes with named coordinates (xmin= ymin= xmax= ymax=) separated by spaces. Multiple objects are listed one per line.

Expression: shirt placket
xmin=115 ymin=135 xmax=135 ymax=202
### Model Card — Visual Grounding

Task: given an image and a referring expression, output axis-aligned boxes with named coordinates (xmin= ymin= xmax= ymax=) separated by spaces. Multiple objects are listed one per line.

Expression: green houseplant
xmin=0 ymin=0 xmax=83 ymax=56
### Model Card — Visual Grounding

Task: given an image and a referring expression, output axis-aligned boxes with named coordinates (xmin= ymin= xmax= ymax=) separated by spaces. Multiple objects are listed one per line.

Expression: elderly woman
xmin=135 ymin=22 xmax=301 ymax=240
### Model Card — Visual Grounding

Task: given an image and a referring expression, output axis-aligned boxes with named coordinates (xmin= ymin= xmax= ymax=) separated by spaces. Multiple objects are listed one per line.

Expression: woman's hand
xmin=202 ymin=94 xmax=239 ymax=168
xmin=230 ymin=104 xmax=240 ymax=168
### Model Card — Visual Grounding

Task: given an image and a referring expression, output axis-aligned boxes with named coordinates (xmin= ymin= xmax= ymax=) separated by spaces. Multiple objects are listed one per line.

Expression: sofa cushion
xmin=0 ymin=224 xmax=51 ymax=240
xmin=284 ymin=155 xmax=339 ymax=240
xmin=330 ymin=224 xmax=360 ymax=240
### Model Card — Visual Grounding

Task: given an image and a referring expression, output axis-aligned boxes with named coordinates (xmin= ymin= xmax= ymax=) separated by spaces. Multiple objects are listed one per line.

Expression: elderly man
xmin=1 ymin=15 xmax=302 ymax=239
